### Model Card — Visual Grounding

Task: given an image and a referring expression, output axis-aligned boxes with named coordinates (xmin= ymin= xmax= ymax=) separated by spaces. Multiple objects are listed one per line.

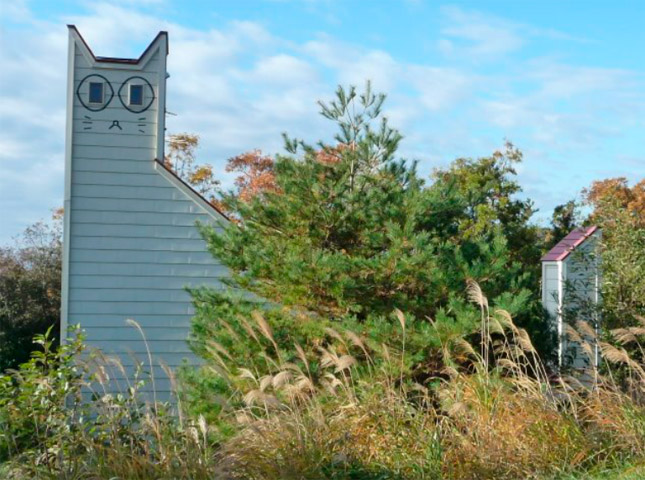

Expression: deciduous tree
xmin=583 ymin=178 xmax=645 ymax=328
xmin=0 ymin=210 xmax=62 ymax=371
xmin=164 ymin=134 xmax=220 ymax=202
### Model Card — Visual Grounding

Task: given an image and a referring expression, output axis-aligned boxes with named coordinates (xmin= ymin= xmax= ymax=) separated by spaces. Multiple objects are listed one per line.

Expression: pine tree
xmin=186 ymin=84 xmax=544 ymax=417
xmin=199 ymin=84 xmax=530 ymax=319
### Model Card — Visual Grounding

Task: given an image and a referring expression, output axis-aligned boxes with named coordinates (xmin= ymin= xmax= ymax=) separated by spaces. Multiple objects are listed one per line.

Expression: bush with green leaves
xmin=203 ymin=85 xmax=536 ymax=321
xmin=185 ymin=83 xmax=555 ymax=417
xmin=0 ymin=326 xmax=84 ymax=463
xmin=0 ymin=324 xmax=219 ymax=479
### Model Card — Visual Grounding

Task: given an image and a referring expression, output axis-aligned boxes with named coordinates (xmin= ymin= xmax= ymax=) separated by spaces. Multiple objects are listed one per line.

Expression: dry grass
xmin=210 ymin=284 xmax=645 ymax=479
xmin=2 ymin=284 xmax=645 ymax=479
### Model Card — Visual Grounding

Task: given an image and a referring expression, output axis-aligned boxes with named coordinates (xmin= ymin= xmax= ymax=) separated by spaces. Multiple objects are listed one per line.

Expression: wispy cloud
xmin=438 ymin=5 xmax=525 ymax=59
xmin=438 ymin=5 xmax=590 ymax=61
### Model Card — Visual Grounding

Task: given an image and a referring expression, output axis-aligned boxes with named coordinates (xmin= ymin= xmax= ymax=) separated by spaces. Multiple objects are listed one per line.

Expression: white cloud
xmin=303 ymin=37 xmax=400 ymax=92
xmin=0 ymin=2 xmax=643 ymax=243
xmin=406 ymin=66 xmax=473 ymax=111
xmin=438 ymin=6 xmax=590 ymax=61
xmin=438 ymin=5 xmax=525 ymax=59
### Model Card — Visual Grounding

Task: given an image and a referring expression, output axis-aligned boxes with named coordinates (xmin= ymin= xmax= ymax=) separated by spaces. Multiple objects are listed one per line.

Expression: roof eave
xmin=541 ymin=225 xmax=599 ymax=262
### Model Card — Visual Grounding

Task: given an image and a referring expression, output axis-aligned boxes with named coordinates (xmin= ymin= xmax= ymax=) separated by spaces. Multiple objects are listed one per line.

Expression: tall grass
xmin=209 ymin=291 xmax=645 ymax=479
xmin=1 ymin=283 xmax=644 ymax=479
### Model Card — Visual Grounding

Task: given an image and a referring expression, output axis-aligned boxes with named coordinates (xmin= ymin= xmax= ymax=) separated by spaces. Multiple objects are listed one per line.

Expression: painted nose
xmin=109 ymin=120 xmax=122 ymax=130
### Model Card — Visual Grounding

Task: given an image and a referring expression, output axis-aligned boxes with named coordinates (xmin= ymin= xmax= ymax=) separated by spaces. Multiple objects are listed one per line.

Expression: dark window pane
xmin=89 ymin=82 xmax=103 ymax=103
xmin=130 ymin=85 xmax=143 ymax=106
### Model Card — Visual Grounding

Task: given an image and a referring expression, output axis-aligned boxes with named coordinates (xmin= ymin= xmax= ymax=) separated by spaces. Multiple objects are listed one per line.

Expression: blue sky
xmin=1 ymin=0 xmax=644 ymax=243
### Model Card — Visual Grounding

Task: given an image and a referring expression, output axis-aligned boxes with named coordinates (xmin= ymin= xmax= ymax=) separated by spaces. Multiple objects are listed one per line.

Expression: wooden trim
xmin=155 ymin=32 xmax=167 ymax=162
xmin=60 ymin=26 xmax=77 ymax=344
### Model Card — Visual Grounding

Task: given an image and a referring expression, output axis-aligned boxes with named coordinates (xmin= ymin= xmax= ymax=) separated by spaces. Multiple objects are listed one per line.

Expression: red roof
xmin=541 ymin=226 xmax=599 ymax=262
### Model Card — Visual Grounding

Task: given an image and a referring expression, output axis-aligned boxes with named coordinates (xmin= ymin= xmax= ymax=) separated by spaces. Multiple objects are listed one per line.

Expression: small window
xmin=88 ymin=82 xmax=103 ymax=104
xmin=129 ymin=84 xmax=143 ymax=106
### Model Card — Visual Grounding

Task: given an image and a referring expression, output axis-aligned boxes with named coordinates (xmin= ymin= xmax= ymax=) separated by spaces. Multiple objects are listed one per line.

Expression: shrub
xmin=0 ymin=323 xmax=218 ymax=479
xmin=0 ymin=326 xmax=83 ymax=463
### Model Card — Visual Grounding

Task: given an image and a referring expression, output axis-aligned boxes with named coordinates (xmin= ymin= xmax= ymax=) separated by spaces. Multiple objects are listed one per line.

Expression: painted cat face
xmin=76 ymin=74 xmax=155 ymax=133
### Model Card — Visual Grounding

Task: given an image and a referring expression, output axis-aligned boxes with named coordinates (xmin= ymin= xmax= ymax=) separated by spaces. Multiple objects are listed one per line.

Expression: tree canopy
xmin=0 ymin=211 xmax=62 ymax=371
xmin=199 ymin=84 xmax=536 ymax=322
xmin=184 ymin=84 xmax=553 ymax=417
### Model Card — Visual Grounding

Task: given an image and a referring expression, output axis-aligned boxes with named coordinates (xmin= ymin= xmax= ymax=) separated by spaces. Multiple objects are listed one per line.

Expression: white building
xmin=60 ymin=27 xmax=228 ymax=398
xmin=541 ymin=226 xmax=601 ymax=369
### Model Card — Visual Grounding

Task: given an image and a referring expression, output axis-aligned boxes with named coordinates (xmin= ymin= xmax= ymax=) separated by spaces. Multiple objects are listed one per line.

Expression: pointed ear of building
xmin=61 ymin=26 xmax=228 ymax=399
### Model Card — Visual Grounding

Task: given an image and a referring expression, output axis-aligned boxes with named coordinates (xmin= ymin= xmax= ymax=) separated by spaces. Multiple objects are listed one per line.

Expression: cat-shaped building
xmin=61 ymin=26 xmax=227 ymax=396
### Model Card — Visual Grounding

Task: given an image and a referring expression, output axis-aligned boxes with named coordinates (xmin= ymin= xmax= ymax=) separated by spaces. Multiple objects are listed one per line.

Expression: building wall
xmin=542 ymin=261 xmax=562 ymax=363
xmin=541 ymin=231 xmax=601 ymax=370
xmin=62 ymin=28 xmax=227 ymax=397
xmin=561 ymin=234 xmax=601 ymax=369
xmin=542 ymin=262 xmax=560 ymax=319
xmin=562 ymin=235 xmax=600 ymax=311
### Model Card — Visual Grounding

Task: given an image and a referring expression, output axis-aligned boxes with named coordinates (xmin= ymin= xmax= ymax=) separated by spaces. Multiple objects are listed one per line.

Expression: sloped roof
xmin=154 ymin=159 xmax=229 ymax=220
xmin=541 ymin=225 xmax=598 ymax=262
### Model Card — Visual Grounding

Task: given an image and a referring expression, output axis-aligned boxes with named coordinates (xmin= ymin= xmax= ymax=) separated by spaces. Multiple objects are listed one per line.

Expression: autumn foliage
xmin=584 ymin=177 xmax=645 ymax=228
xmin=164 ymin=134 xmax=220 ymax=203
xmin=225 ymin=150 xmax=278 ymax=201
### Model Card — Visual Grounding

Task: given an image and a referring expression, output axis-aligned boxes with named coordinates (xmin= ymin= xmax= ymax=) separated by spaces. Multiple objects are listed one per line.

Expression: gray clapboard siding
xmin=543 ymin=264 xmax=559 ymax=313
xmin=71 ymin=315 xmax=195 ymax=328
xmin=82 ymin=327 xmax=195 ymax=341
xmin=94 ymin=353 xmax=194 ymax=367
xmin=70 ymin=222 xmax=212 ymax=238
xmin=72 ymin=159 xmax=159 ymax=174
xmin=73 ymin=66 xmax=160 ymax=82
xmin=87 ymin=340 xmax=194 ymax=354
xmin=69 ymin=313 xmax=195 ymax=322
xmin=72 ymin=172 xmax=165 ymax=187
xmin=71 ymin=249 xmax=216 ymax=264
xmin=69 ymin=262 xmax=226 ymax=277
xmin=74 ymin=133 xmax=156 ymax=149
xmin=71 ymin=236 xmax=211 ymax=251
xmin=73 ymin=118 xmax=156 ymax=130
xmin=70 ymin=288 xmax=195 ymax=302
xmin=72 ymin=146 xmax=156 ymax=160
xmin=70 ymin=301 xmax=195 ymax=315
xmin=73 ymin=116 xmax=155 ymax=125
xmin=84 ymin=380 xmax=178 ymax=396
xmin=72 ymin=198 xmax=206 ymax=214
xmin=72 ymin=185 xmax=186 ymax=201
xmin=72 ymin=210 xmax=215 ymax=226
xmin=71 ymin=104 xmax=159 ymax=117
xmin=69 ymin=275 xmax=222 ymax=289
xmin=63 ymin=27 xmax=227 ymax=400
